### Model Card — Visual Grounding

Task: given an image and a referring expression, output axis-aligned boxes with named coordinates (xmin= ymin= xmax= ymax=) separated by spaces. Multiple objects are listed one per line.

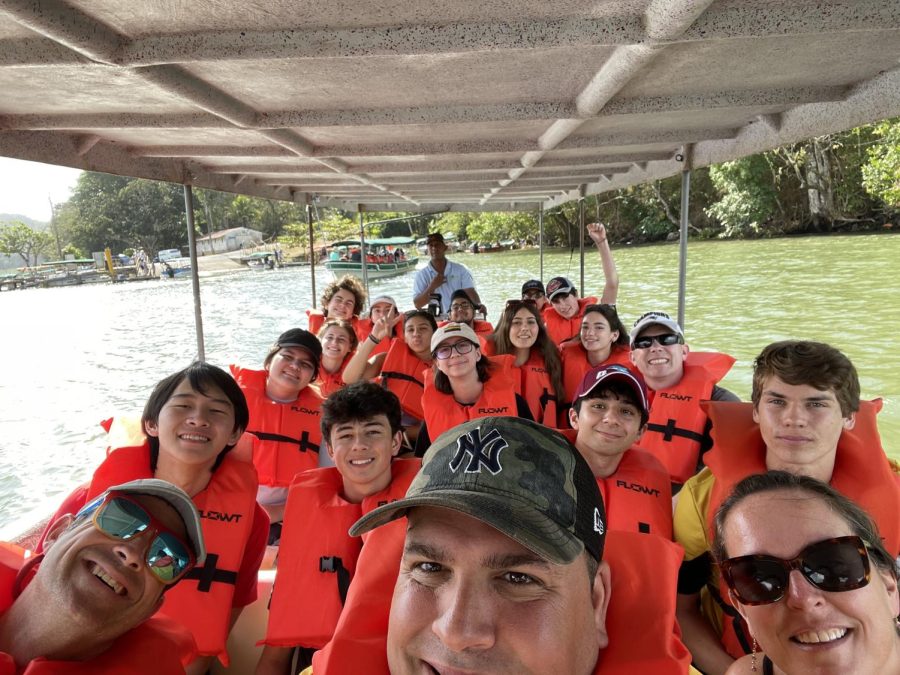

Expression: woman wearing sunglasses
xmin=38 ymin=363 xmax=268 ymax=675
xmin=315 ymin=318 xmax=358 ymax=399
xmin=343 ymin=309 xmax=437 ymax=446
xmin=415 ymin=322 xmax=533 ymax=455
xmin=559 ymin=303 xmax=632 ymax=421
xmin=485 ymin=299 xmax=564 ymax=427
xmin=713 ymin=471 xmax=900 ymax=675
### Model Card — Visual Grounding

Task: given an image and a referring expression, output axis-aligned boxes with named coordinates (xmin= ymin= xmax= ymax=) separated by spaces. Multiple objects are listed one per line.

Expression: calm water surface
xmin=1 ymin=233 xmax=897 ymax=532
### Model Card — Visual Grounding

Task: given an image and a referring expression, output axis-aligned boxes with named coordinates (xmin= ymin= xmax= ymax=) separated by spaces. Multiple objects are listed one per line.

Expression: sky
xmin=0 ymin=157 xmax=83 ymax=222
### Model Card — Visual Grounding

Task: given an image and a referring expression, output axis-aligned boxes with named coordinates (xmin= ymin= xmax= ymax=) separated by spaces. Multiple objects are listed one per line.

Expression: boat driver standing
xmin=412 ymin=232 xmax=484 ymax=316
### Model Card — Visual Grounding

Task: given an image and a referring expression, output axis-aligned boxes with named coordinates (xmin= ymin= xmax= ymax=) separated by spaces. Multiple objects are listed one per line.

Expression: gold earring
xmin=751 ymin=637 xmax=759 ymax=673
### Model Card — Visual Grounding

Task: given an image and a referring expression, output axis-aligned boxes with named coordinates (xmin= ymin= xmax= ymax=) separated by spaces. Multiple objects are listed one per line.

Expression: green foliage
xmin=0 ymin=221 xmax=52 ymax=266
xmin=862 ymin=119 xmax=900 ymax=209
xmin=707 ymin=155 xmax=779 ymax=236
xmin=465 ymin=211 xmax=536 ymax=244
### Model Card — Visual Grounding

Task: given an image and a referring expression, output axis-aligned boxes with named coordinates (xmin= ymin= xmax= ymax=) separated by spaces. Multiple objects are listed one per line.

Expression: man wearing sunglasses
xmin=0 ymin=478 xmax=203 ymax=672
xmin=673 ymin=340 xmax=899 ymax=675
xmin=628 ymin=311 xmax=737 ymax=486
xmin=444 ymin=289 xmax=493 ymax=339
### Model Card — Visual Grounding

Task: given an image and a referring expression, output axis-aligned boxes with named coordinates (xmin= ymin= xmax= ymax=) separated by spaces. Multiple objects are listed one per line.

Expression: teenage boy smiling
xmin=257 ymin=383 xmax=420 ymax=675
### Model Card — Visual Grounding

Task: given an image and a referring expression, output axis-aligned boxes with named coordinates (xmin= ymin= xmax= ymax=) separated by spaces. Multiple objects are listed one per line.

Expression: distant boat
xmin=241 ymin=251 xmax=279 ymax=270
xmin=160 ymin=257 xmax=192 ymax=279
xmin=325 ymin=237 xmax=419 ymax=279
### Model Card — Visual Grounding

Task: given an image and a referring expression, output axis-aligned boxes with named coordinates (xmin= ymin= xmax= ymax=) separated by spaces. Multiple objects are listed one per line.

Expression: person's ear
xmin=592 ymin=561 xmax=612 ymax=650
xmin=391 ymin=430 xmax=403 ymax=457
xmin=729 ymin=589 xmax=751 ymax=625
xmin=568 ymin=407 xmax=579 ymax=430
xmin=42 ymin=514 xmax=75 ymax=551
xmin=610 ymin=330 xmax=619 ymax=343
xmin=634 ymin=422 xmax=647 ymax=441
xmin=681 ymin=343 xmax=690 ymax=358
xmin=144 ymin=419 xmax=159 ymax=438
xmin=879 ymin=567 xmax=899 ymax=619
xmin=752 ymin=405 xmax=760 ymax=425
xmin=843 ymin=411 xmax=856 ymax=431
xmin=227 ymin=427 xmax=242 ymax=446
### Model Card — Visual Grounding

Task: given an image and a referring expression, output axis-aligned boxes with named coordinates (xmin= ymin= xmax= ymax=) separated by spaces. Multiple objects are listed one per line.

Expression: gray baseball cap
xmin=350 ymin=417 xmax=606 ymax=565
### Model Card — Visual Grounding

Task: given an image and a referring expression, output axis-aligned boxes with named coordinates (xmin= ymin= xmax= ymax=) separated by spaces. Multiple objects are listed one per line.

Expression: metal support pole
xmin=677 ymin=146 xmax=692 ymax=330
xmin=538 ymin=205 xmax=544 ymax=284
xmin=182 ymin=184 xmax=205 ymax=361
xmin=358 ymin=209 xmax=370 ymax=304
xmin=307 ymin=204 xmax=317 ymax=308
xmin=578 ymin=187 xmax=586 ymax=295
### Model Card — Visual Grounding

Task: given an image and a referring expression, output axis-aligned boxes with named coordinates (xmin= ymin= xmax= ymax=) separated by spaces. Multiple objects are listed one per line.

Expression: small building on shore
xmin=197 ymin=227 xmax=264 ymax=255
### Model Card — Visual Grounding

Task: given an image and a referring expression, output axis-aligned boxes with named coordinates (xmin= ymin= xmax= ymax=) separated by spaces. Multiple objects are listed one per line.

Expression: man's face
xmin=39 ymin=494 xmax=184 ymax=640
xmin=550 ymin=292 xmax=580 ymax=319
xmin=449 ymin=297 xmax=475 ymax=325
xmin=387 ymin=507 xmax=608 ymax=675
xmin=570 ymin=392 xmax=645 ymax=465
xmin=754 ymin=375 xmax=855 ymax=475
xmin=427 ymin=239 xmax=447 ymax=261
xmin=327 ymin=414 xmax=402 ymax=501
xmin=629 ymin=325 xmax=688 ymax=388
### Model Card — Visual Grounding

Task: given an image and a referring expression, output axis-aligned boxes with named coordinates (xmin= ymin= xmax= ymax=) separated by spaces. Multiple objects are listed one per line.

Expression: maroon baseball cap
xmin=573 ymin=364 xmax=649 ymax=416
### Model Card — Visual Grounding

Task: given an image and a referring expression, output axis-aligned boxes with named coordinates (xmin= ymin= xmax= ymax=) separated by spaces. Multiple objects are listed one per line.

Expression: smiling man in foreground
xmin=0 ymin=478 xmax=203 ymax=673
xmin=342 ymin=416 xmax=691 ymax=675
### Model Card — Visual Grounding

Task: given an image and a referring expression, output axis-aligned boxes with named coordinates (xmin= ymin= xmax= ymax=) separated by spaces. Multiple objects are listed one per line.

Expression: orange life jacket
xmin=231 ymin=366 xmax=324 ymax=487
xmin=560 ymin=342 xmax=633 ymax=406
xmin=514 ymin=350 xmax=559 ymax=427
xmin=422 ymin=354 xmax=520 ymax=440
xmin=702 ymin=398 xmax=900 ymax=659
xmin=315 ymin=356 xmax=352 ymax=399
xmin=378 ymin=339 xmax=431 ymax=421
xmin=642 ymin=351 xmax=735 ymax=484
xmin=86 ymin=443 xmax=257 ymax=665
xmin=559 ymin=430 xmax=673 ymax=540
xmin=263 ymin=459 xmax=420 ymax=649
xmin=597 ymin=531 xmax=692 ymax=674
xmin=542 ymin=296 xmax=597 ymax=345
xmin=0 ymin=535 xmax=196 ymax=674
xmin=311 ymin=524 xmax=690 ymax=674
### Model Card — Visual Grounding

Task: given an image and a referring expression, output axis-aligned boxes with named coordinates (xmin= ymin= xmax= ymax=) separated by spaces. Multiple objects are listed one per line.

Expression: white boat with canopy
xmin=325 ymin=236 xmax=418 ymax=279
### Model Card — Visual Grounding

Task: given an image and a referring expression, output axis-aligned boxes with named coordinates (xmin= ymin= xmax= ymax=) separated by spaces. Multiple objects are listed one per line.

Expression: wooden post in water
xmin=307 ymin=203 xmax=317 ymax=308
xmin=182 ymin=184 xmax=205 ymax=361
xmin=678 ymin=145 xmax=693 ymax=331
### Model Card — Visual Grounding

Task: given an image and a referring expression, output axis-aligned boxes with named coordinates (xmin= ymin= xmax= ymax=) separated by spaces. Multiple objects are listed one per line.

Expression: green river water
xmin=0 ymin=232 xmax=897 ymax=532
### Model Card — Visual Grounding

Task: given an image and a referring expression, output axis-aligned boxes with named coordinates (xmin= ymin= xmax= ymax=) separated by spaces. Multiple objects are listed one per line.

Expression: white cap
xmin=629 ymin=311 xmax=684 ymax=348
xmin=430 ymin=322 xmax=480 ymax=353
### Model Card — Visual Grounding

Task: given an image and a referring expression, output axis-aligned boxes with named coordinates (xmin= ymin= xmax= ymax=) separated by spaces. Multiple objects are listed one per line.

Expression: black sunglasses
xmin=720 ymin=535 xmax=871 ymax=606
xmin=632 ymin=333 xmax=683 ymax=349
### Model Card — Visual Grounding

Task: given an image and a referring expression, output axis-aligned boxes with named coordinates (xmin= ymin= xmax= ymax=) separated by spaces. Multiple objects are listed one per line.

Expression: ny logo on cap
xmin=449 ymin=428 xmax=507 ymax=475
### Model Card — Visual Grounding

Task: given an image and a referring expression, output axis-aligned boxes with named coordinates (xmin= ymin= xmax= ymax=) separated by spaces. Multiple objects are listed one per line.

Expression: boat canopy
xmin=0 ymin=1 xmax=898 ymax=213
xmin=330 ymin=237 xmax=416 ymax=248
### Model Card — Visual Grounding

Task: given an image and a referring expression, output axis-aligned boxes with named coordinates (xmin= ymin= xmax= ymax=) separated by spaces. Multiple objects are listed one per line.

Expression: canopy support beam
xmin=182 ymin=184 xmax=205 ymax=361
xmin=677 ymin=145 xmax=693 ymax=330
xmin=358 ymin=209 xmax=370 ymax=305
xmin=307 ymin=203 xmax=317 ymax=308
xmin=538 ymin=204 xmax=544 ymax=284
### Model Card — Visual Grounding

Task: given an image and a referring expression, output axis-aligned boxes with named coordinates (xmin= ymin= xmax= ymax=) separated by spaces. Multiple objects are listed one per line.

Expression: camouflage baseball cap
xmin=350 ymin=417 xmax=606 ymax=564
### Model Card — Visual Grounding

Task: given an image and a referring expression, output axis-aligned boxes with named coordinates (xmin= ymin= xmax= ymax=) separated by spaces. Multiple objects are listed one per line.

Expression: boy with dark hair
xmin=568 ymin=364 xmax=673 ymax=539
xmin=256 ymin=383 xmax=420 ymax=675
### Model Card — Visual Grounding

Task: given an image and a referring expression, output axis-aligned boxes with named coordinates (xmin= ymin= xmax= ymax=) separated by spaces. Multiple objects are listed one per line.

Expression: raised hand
xmin=587 ymin=222 xmax=608 ymax=245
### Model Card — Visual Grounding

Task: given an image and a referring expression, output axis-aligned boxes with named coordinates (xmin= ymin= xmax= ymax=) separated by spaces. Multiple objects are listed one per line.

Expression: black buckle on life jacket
xmin=184 ymin=553 xmax=238 ymax=592
xmin=647 ymin=418 xmax=705 ymax=444
xmin=320 ymin=556 xmax=351 ymax=606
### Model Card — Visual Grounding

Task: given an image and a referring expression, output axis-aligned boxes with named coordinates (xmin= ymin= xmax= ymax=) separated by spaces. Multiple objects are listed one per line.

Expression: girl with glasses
xmin=37 ymin=363 xmax=268 ymax=674
xmin=230 ymin=329 xmax=325 ymax=534
xmin=485 ymin=300 xmax=564 ymax=427
xmin=712 ymin=471 xmax=900 ymax=675
xmin=415 ymin=323 xmax=533 ymax=455
xmin=315 ymin=319 xmax=359 ymax=399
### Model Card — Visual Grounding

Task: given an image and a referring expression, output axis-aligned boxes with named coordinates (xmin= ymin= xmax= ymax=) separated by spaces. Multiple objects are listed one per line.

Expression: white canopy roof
xmin=1 ymin=0 xmax=898 ymax=212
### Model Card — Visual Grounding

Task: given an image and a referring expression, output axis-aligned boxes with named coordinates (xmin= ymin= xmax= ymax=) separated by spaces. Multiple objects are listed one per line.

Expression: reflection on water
xmin=1 ymin=233 xmax=897 ymax=532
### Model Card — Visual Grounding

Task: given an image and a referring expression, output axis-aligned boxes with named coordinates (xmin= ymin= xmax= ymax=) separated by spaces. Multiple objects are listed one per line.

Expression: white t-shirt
xmin=412 ymin=259 xmax=476 ymax=313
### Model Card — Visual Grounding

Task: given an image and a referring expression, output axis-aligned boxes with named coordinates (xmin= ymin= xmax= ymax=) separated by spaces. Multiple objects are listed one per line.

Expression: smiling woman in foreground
xmin=712 ymin=471 xmax=900 ymax=675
